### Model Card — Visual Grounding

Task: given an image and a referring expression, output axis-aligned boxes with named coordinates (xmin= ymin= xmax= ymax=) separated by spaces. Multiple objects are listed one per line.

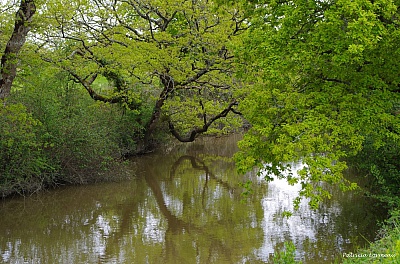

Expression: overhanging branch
xmin=66 ymin=68 xmax=124 ymax=104
xmin=168 ymin=100 xmax=242 ymax=142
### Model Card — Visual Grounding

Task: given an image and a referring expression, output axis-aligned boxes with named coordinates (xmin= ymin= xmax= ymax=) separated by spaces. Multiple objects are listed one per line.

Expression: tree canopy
xmin=235 ymin=0 xmax=400 ymax=208
xmin=32 ymin=0 xmax=247 ymax=150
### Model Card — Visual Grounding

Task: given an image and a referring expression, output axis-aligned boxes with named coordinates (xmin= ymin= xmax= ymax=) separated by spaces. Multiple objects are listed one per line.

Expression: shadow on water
xmin=0 ymin=134 xmax=386 ymax=263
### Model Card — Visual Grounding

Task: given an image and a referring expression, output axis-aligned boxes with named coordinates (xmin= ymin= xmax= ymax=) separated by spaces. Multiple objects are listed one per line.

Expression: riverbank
xmin=0 ymin=93 xmax=142 ymax=198
xmin=342 ymin=212 xmax=400 ymax=264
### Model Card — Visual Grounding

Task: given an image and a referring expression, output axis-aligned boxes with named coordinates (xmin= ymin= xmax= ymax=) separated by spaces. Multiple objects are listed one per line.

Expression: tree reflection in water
xmin=136 ymin=148 xmax=265 ymax=264
xmin=0 ymin=135 xmax=385 ymax=264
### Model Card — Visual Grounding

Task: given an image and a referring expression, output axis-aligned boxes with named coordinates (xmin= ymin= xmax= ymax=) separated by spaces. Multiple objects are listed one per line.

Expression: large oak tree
xmin=35 ymin=0 xmax=248 ymax=152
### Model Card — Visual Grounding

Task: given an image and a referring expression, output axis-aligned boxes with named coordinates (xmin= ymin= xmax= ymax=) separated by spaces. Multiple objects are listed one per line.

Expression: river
xmin=0 ymin=134 xmax=385 ymax=263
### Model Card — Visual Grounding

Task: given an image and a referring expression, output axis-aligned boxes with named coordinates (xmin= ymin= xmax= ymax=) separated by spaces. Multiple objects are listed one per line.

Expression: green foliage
xmin=235 ymin=0 xmax=400 ymax=209
xmin=349 ymin=136 xmax=400 ymax=211
xmin=13 ymin=66 xmax=137 ymax=184
xmin=0 ymin=102 xmax=55 ymax=196
xmin=0 ymin=61 xmax=138 ymax=197
xmin=0 ymin=2 xmax=16 ymax=47
xmin=273 ymin=241 xmax=302 ymax=264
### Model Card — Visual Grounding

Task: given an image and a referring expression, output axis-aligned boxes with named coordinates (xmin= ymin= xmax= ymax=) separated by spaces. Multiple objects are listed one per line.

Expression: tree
xmin=235 ymin=0 xmax=400 ymax=209
xmin=35 ymin=0 xmax=247 ymax=152
xmin=0 ymin=0 xmax=36 ymax=100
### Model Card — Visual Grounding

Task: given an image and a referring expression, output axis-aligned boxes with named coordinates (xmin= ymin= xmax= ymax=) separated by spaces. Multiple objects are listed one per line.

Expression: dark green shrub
xmin=0 ymin=102 xmax=55 ymax=197
xmin=349 ymin=137 xmax=400 ymax=211
xmin=12 ymin=68 xmax=139 ymax=185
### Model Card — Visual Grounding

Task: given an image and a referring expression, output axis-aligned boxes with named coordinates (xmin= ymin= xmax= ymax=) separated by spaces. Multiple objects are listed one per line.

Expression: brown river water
xmin=0 ymin=134 xmax=385 ymax=263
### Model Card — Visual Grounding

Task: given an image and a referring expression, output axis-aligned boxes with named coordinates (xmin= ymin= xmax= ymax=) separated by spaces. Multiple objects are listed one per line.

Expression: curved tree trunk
xmin=0 ymin=0 xmax=36 ymax=100
xmin=141 ymin=73 xmax=175 ymax=150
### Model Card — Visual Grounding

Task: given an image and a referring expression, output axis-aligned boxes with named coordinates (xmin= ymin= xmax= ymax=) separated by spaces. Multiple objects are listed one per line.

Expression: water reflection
xmin=0 ymin=135 xmax=384 ymax=263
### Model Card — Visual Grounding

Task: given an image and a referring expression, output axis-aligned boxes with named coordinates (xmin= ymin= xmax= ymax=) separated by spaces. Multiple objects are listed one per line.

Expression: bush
xmin=348 ymin=137 xmax=400 ymax=211
xmin=343 ymin=136 xmax=400 ymax=263
xmin=0 ymin=102 xmax=55 ymax=197
xmin=13 ymin=72 xmax=138 ymax=184
xmin=0 ymin=67 xmax=140 ymax=196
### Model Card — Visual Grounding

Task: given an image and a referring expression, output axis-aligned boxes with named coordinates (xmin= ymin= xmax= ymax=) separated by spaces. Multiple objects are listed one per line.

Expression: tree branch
xmin=168 ymin=100 xmax=242 ymax=142
xmin=66 ymin=68 xmax=124 ymax=103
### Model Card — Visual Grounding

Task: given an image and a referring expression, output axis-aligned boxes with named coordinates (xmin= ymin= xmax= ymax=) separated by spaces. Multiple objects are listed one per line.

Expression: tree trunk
xmin=139 ymin=73 xmax=175 ymax=152
xmin=0 ymin=0 xmax=36 ymax=100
